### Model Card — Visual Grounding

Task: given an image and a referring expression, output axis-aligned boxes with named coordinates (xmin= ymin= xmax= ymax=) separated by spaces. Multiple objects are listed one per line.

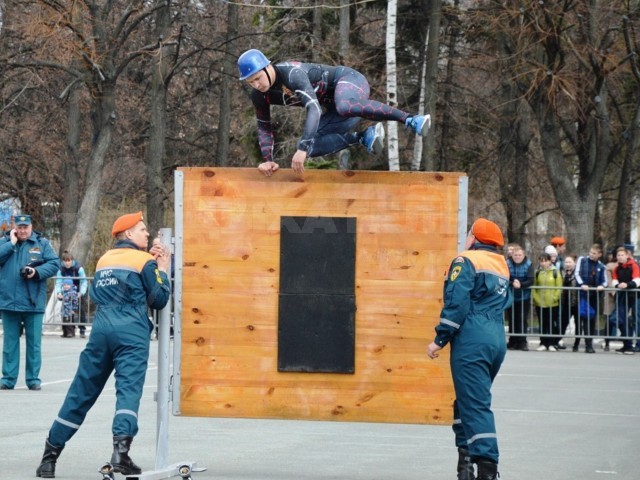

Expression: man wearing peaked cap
xmin=15 ymin=214 xmax=32 ymax=225
xmin=37 ymin=210 xmax=171 ymax=478
xmin=0 ymin=213 xmax=59 ymax=392
xmin=111 ymin=211 xmax=144 ymax=237
xmin=427 ymin=217 xmax=512 ymax=480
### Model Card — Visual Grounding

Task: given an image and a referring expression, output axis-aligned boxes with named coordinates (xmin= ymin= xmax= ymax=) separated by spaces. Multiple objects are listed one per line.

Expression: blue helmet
xmin=237 ymin=49 xmax=271 ymax=81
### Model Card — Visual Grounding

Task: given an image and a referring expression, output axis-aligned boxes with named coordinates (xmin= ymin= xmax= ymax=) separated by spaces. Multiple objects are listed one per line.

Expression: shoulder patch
xmin=450 ymin=265 xmax=462 ymax=281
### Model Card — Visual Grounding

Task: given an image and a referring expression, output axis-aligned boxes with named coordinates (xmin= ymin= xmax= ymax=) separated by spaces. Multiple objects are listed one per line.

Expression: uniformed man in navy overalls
xmin=427 ymin=218 xmax=513 ymax=480
xmin=36 ymin=211 xmax=171 ymax=478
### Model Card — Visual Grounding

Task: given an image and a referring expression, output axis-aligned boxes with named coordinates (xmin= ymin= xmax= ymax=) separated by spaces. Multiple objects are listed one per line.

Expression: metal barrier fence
xmin=506 ymin=285 xmax=640 ymax=345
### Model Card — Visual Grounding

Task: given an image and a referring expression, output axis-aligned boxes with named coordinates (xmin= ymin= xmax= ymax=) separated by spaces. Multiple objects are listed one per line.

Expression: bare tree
xmin=339 ymin=0 xmax=350 ymax=60
xmin=438 ymin=0 xmax=462 ymax=173
xmin=613 ymin=16 xmax=640 ymax=245
xmin=60 ymin=77 xmax=82 ymax=250
xmin=146 ymin=0 xmax=173 ymax=237
xmin=215 ymin=2 xmax=238 ymax=168
xmin=467 ymin=1 xmax=640 ymax=253
xmin=312 ymin=1 xmax=323 ymax=61
xmin=5 ymin=2 xmax=175 ymax=263
xmin=386 ymin=0 xmax=400 ymax=171
xmin=494 ymin=13 xmax=535 ymax=246
xmin=419 ymin=0 xmax=441 ymax=172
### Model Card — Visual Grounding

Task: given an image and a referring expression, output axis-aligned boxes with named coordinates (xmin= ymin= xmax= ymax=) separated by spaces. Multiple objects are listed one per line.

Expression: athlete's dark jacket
xmin=249 ymin=62 xmax=340 ymax=161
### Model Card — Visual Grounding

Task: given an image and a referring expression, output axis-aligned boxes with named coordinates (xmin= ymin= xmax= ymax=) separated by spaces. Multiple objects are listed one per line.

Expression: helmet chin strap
xmin=262 ymin=66 xmax=273 ymax=87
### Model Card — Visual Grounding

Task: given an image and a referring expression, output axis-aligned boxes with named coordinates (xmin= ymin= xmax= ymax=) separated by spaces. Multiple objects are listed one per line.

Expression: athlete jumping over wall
xmin=237 ymin=49 xmax=430 ymax=176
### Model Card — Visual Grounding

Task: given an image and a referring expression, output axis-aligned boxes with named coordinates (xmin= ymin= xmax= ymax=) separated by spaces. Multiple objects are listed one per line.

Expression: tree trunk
xmin=313 ymin=1 xmax=323 ymax=61
xmin=497 ymin=86 xmax=533 ymax=246
xmin=496 ymin=29 xmax=534 ymax=246
xmin=216 ymin=1 xmax=237 ymax=168
xmin=66 ymin=83 xmax=116 ymax=265
xmin=438 ymin=0 xmax=460 ymax=172
xmin=614 ymin=97 xmax=640 ymax=244
xmin=534 ymin=97 xmax=600 ymax=254
xmin=385 ymin=0 xmax=399 ymax=171
xmin=616 ymin=17 xmax=640 ymax=245
xmin=60 ymin=82 xmax=81 ymax=252
xmin=420 ymin=0 xmax=441 ymax=171
xmin=146 ymin=0 xmax=172 ymax=238
xmin=411 ymin=27 xmax=428 ymax=172
xmin=339 ymin=0 xmax=350 ymax=61
xmin=58 ymin=1 xmax=84 ymax=253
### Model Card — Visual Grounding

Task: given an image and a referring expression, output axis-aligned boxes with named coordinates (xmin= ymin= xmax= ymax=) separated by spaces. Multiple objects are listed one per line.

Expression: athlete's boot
xmin=405 ymin=114 xmax=431 ymax=136
xmin=359 ymin=122 xmax=385 ymax=154
xmin=457 ymin=448 xmax=475 ymax=480
xmin=476 ymin=459 xmax=499 ymax=480
xmin=36 ymin=439 xmax=63 ymax=478
xmin=111 ymin=436 xmax=142 ymax=475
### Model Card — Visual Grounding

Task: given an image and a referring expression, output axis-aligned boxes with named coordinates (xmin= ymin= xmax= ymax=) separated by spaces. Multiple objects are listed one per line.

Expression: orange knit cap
xmin=111 ymin=211 xmax=143 ymax=237
xmin=471 ymin=218 xmax=504 ymax=247
xmin=550 ymin=236 xmax=566 ymax=246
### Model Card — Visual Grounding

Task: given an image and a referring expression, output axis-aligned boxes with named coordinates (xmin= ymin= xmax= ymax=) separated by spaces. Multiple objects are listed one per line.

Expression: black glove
xmin=21 ymin=259 xmax=44 ymax=280
xmin=30 ymin=267 xmax=40 ymax=280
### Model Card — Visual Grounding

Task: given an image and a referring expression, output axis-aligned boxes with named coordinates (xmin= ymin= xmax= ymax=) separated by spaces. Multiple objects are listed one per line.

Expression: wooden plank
xmin=179 ymin=353 xmax=450 ymax=380
xmin=179 ymin=386 xmax=453 ymax=424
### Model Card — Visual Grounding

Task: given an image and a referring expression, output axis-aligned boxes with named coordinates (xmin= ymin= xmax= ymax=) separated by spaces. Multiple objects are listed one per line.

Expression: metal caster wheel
xmin=178 ymin=464 xmax=192 ymax=479
xmin=99 ymin=462 xmax=115 ymax=480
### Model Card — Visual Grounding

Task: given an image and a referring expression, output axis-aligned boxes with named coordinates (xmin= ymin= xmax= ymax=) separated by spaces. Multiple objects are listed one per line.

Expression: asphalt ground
xmin=1 ymin=332 xmax=638 ymax=480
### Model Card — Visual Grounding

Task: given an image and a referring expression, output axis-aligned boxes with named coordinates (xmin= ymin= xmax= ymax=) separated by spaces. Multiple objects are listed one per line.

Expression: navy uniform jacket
xmin=0 ymin=231 xmax=59 ymax=312
xmin=435 ymin=245 xmax=513 ymax=348
xmin=90 ymin=240 xmax=170 ymax=320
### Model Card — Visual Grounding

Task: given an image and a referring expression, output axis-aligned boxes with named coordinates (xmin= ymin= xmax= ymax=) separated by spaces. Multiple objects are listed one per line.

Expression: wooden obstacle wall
xmin=175 ymin=168 xmax=466 ymax=425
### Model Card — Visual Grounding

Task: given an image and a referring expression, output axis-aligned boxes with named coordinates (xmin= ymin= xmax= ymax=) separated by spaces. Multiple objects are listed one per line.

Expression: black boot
xmin=36 ymin=439 xmax=63 ymax=478
xmin=457 ymin=448 xmax=475 ymax=480
xmin=476 ymin=459 xmax=499 ymax=480
xmin=111 ymin=436 xmax=142 ymax=475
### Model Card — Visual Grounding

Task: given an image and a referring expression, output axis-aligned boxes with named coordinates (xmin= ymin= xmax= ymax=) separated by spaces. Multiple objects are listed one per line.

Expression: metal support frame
xmin=172 ymin=171 xmax=185 ymax=415
xmin=458 ymin=176 xmax=469 ymax=252
xmin=101 ymin=461 xmax=205 ymax=480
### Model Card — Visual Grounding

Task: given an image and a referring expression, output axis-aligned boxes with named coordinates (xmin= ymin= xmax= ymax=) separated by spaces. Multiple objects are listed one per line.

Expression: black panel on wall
xmin=278 ymin=216 xmax=356 ymax=373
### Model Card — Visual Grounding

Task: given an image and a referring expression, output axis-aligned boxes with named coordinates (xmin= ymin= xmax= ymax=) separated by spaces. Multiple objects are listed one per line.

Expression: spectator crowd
xmin=504 ymin=236 xmax=640 ymax=354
